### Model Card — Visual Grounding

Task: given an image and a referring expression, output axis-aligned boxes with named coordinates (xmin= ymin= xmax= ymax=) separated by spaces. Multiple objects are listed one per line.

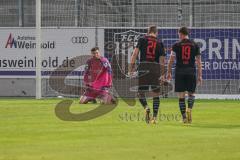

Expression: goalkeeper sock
xmin=179 ymin=98 xmax=186 ymax=119
xmin=188 ymin=95 xmax=195 ymax=109
xmin=153 ymin=97 xmax=160 ymax=117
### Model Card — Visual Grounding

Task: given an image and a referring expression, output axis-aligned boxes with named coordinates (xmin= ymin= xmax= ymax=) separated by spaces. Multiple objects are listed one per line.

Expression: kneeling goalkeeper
xmin=80 ymin=47 xmax=115 ymax=104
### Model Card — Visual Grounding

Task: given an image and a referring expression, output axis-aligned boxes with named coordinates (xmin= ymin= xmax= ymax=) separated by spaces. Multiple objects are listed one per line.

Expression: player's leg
xmin=138 ymin=64 xmax=151 ymax=124
xmin=186 ymin=92 xmax=195 ymax=123
xmin=80 ymin=97 xmax=97 ymax=104
xmin=175 ymin=73 xmax=187 ymax=123
xmin=138 ymin=64 xmax=150 ymax=109
xmin=138 ymin=90 xmax=151 ymax=124
xmin=79 ymin=88 xmax=98 ymax=104
xmin=188 ymin=92 xmax=195 ymax=109
xmin=186 ymin=74 xmax=196 ymax=109
xmin=80 ymin=96 xmax=96 ymax=104
xmin=186 ymin=74 xmax=197 ymax=123
xmin=137 ymin=62 xmax=151 ymax=109
xmin=138 ymin=91 xmax=148 ymax=108
xmin=100 ymin=94 xmax=115 ymax=104
xmin=151 ymin=85 xmax=161 ymax=124
xmin=88 ymin=99 xmax=97 ymax=104
xmin=178 ymin=92 xmax=187 ymax=123
xmin=79 ymin=95 xmax=89 ymax=104
xmin=152 ymin=96 xmax=160 ymax=124
xmin=140 ymin=63 xmax=161 ymax=124
xmin=98 ymin=88 xmax=116 ymax=105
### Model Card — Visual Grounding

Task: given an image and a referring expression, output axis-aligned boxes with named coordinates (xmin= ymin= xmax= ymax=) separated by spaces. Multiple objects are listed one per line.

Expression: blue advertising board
xmin=104 ymin=28 xmax=240 ymax=80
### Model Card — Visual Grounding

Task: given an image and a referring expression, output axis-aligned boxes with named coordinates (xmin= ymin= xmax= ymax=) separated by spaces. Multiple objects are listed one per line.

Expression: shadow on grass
xmin=55 ymin=99 xmax=118 ymax=121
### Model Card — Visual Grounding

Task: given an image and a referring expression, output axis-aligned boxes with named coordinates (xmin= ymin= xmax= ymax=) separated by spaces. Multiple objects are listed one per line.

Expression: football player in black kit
xmin=130 ymin=25 xmax=166 ymax=124
xmin=167 ymin=27 xmax=202 ymax=124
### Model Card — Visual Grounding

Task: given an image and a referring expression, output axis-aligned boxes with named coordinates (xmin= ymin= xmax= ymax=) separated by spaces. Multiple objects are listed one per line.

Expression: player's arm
xmin=100 ymin=58 xmax=113 ymax=87
xmin=196 ymin=55 xmax=202 ymax=85
xmin=167 ymin=51 xmax=175 ymax=81
xmin=159 ymin=42 xmax=166 ymax=80
xmin=83 ymin=60 xmax=90 ymax=85
xmin=195 ymin=44 xmax=202 ymax=85
xmin=101 ymin=58 xmax=112 ymax=70
xmin=159 ymin=56 xmax=166 ymax=82
xmin=129 ymin=46 xmax=140 ymax=74
xmin=160 ymin=56 xmax=165 ymax=76
xmin=129 ymin=37 xmax=142 ymax=75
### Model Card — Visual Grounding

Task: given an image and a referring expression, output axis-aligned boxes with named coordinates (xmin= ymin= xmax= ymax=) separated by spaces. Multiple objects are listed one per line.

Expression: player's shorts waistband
xmin=175 ymin=67 xmax=196 ymax=75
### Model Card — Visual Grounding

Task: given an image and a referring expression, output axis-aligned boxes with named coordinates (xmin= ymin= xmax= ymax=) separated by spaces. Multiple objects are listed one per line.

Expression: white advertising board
xmin=0 ymin=28 xmax=104 ymax=78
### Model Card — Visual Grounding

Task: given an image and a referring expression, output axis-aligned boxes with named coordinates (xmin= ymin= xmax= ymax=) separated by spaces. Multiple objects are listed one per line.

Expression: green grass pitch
xmin=0 ymin=98 xmax=240 ymax=160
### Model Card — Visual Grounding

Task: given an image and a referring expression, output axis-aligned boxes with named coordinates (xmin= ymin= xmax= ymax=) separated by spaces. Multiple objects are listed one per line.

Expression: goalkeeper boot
xmin=89 ymin=99 xmax=97 ymax=104
xmin=111 ymin=95 xmax=117 ymax=104
xmin=145 ymin=107 xmax=151 ymax=124
xmin=186 ymin=108 xmax=192 ymax=123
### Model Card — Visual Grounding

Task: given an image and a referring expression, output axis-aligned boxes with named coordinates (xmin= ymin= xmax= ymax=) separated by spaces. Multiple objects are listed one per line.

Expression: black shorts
xmin=138 ymin=62 xmax=160 ymax=93
xmin=175 ymin=73 xmax=196 ymax=92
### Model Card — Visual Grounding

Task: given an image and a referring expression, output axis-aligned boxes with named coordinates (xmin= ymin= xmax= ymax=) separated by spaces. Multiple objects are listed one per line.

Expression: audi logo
xmin=71 ymin=36 xmax=88 ymax=44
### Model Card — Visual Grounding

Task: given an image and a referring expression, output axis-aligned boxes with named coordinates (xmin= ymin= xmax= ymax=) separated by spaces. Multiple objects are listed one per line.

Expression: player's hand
xmin=197 ymin=76 xmax=202 ymax=85
xmin=167 ymin=73 xmax=172 ymax=81
xmin=84 ymin=83 xmax=90 ymax=89
xmin=128 ymin=71 xmax=134 ymax=78
xmin=159 ymin=75 xmax=166 ymax=84
xmin=128 ymin=65 xmax=135 ymax=77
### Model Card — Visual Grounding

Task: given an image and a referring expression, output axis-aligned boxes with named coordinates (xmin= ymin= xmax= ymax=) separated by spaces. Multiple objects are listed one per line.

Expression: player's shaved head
xmin=148 ymin=25 xmax=157 ymax=34
xmin=179 ymin=27 xmax=189 ymax=35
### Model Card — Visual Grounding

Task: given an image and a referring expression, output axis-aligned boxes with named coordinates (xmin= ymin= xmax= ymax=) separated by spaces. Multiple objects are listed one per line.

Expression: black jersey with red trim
xmin=136 ymin=35 xmax=165 ymax=63
xmin=172 ymin=39 xmax=200 ymax=73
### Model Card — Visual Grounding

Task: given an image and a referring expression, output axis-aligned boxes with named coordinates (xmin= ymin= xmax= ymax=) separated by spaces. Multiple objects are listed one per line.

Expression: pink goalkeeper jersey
xmin=83 ymin=57 xmax=112 ymax=90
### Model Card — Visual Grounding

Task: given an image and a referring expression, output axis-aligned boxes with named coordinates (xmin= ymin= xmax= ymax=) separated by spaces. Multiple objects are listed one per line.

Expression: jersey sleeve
xmin=136 ymin=37 xmax=143 ymax=49
xmin=159 ymin=42 xmax=166 ymax=56
xmin=100 ymin=58 xmax=112 ymax=74
xmin=171 ymin=43 xmax=178 ymax=56
xmin=101 ymin=58 xmax=110 ymax=68
xmin=195 ymin=43 xmax=200 ymax=56
xmin=83 ymin=60 xmax=90 ymax=84
xmin=172 ymin=43 xmax=177 ymax=53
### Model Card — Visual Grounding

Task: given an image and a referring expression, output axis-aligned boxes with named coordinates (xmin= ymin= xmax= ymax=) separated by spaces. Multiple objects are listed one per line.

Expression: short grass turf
xmin=0 ymin=98 xmax=240 ymax=160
